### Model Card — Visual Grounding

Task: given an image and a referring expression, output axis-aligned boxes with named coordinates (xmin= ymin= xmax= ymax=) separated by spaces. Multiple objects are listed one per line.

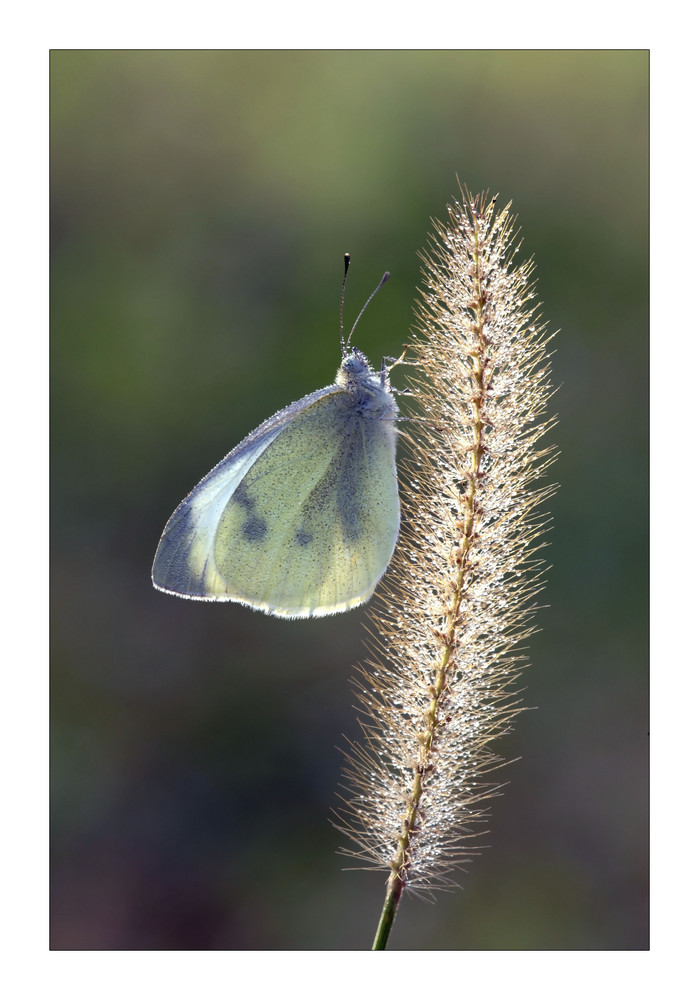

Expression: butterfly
xmin=152 ymin=256 xmax=400 ymax=618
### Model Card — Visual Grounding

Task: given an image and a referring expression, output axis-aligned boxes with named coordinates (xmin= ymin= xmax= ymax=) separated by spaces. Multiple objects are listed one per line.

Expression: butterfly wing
xmin=152 ymin=384 xmax=399 ymax=617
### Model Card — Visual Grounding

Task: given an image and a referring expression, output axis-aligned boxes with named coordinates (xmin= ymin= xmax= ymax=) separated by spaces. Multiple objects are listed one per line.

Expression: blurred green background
xmin=50 ymin=50 xmax=648 ymax=950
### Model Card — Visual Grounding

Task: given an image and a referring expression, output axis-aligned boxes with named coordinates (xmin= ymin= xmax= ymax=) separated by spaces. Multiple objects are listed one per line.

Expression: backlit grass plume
xmin=337 ymin=190 xmax=558 ymax=949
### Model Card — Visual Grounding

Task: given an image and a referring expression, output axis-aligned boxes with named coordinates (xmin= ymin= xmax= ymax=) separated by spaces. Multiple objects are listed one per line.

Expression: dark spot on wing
xmin=340 ymin=501 xmax=362 ymax=541
xmin=337 ymin=448 xmax=363 ymax=542
xmin=242 ymin=515 xmax=267 ymax=542
xmin=295 ymin=529 xmax=313 ymax=546
xmin=233 ymin=483 xmax=255 ymax=511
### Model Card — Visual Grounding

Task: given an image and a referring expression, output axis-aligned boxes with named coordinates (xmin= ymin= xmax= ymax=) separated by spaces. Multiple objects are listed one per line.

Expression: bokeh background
xmin=50 ymin=50 xmax=648 ymax=950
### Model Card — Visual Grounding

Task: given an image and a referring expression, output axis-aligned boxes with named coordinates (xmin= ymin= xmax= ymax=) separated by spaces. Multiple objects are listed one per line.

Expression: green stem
xmin=372 ymin=873 xmax=404 ymax=950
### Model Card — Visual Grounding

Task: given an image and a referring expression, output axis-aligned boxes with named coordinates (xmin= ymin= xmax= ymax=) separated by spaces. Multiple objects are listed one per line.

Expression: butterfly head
xmin=341 ymin=346 xmax=371 ymax=376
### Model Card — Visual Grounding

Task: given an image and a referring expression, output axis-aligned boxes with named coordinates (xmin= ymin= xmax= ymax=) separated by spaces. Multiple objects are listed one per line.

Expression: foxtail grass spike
xmin=335 ymin=189 xmax=558 ymax=949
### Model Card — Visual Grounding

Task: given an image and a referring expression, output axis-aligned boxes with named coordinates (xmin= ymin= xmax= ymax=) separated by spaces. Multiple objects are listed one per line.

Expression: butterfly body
xmin=152 ymin=347 xmax=400 ymax=618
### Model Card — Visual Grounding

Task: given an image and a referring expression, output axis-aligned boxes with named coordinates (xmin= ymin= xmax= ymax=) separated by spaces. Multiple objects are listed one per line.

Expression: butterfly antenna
xmin=340 ymin=252 xmax=351 ymax=356
xmin=346 ymin=268 xmax=391 ymax=351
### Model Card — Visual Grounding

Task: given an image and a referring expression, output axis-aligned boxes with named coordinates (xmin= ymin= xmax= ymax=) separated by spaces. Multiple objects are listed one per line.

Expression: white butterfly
xmin=152 ymin=259 xmax=400 ymax=618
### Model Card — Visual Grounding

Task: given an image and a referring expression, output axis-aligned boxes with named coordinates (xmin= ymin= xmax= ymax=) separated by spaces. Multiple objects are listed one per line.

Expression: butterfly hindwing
xmin=152 ymin=383 xmax=399 ymax=617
